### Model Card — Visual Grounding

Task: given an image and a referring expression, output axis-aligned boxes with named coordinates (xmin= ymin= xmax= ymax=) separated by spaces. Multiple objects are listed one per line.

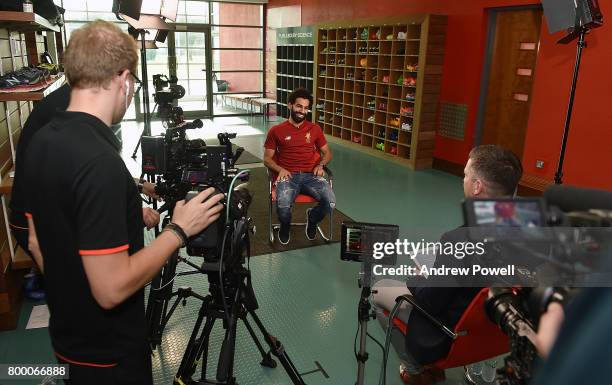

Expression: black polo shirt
xmin=23 ymin=110 xmax=145 ymax=365
xmin=10 ymin=83 xmax=70 ymax=227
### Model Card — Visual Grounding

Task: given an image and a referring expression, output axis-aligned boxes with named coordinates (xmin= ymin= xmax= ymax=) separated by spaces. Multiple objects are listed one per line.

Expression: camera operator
xmin=531 ymin=287 xmax=612 ymax=385
xmin=373 ymin=144 xmax=523 ymax=384
xmin=22 ymin=21 xmax=224 ymax=385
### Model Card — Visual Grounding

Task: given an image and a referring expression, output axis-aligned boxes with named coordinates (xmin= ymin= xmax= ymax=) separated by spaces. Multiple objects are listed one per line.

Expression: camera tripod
xmin=174 ymin=262 xmax=306 ymax=385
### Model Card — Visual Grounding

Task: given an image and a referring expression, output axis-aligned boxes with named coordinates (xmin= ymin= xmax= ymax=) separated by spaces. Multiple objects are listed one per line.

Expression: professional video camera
xmin=141 ymin=123 xmax=249 ymax=257
xmin=141 ymin=122 xmax=306 ymax=385
xmin=153 ymin=74 xmax=186 ymax=127
xmin=462 ymin=185 xmax=612 ymax=385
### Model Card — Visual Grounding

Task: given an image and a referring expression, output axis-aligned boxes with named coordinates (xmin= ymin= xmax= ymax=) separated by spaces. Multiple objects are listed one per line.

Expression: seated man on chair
xmin=264 ymin=88 xmax=335 ymax=245
xmin=373 ymin=144 xmax=523 ymax=384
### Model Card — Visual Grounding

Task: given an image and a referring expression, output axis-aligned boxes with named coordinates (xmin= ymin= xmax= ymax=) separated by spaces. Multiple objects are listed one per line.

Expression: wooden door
xmin=482 ymin=8 xmax=543 ymax=158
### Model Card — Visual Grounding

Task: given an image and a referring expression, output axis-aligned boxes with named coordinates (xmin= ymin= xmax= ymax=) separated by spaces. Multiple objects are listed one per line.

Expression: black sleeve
xmin=72 ymin=154 xmax=130 ymax=255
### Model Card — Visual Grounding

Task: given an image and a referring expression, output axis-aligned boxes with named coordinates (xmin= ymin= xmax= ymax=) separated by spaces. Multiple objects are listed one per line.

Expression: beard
xmin=290 ymin=109 xmax=306 ymax=123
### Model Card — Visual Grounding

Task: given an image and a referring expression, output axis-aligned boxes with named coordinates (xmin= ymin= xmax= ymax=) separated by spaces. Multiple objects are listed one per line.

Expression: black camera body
xmin=142 ymin=123 xmax=251 ymax=260
xmin=463 ymin=186 xmax=612 ymax=385
xmin=153 ymin=74 xmax=187 ymax=126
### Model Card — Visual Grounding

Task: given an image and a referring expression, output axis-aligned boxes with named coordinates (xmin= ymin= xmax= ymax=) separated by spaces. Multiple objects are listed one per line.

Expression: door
xmin=168 ymin=27 xmax=213 ymax=119
xmin=481 ymin=8 xmax=543 ymax=158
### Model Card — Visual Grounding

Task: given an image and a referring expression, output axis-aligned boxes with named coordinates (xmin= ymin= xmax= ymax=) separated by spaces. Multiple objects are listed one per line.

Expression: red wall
xmin=267 ymin=0 xmax=612 ymax=190
xmin=219 ymin=3 xmax=262 ymax=93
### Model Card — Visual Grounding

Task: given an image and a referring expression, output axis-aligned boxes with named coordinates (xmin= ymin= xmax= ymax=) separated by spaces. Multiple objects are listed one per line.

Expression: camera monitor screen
xmin=463 ymin=198 xmax=550 ymax=241
xmin=465 ymin=199 xmax=546 ymax=227
xmin=341 ymin=221 xmax=399 ymax=265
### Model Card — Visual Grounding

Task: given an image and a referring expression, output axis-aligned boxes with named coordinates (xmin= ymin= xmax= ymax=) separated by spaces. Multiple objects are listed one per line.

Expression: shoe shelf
xmin=313 ymin=15 xmax=447 ymax=169
xmin=0 ymin=74 xmax=65 ymax=102
xmin=275 ymin=27 xmax=315 ymax=120
xmin=0 ymin=11 xmax=60 ymax=33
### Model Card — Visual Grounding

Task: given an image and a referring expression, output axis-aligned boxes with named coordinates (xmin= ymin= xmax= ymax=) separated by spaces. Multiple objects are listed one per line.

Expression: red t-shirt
xmin=264 ymin=120 xmax=327 ymax=173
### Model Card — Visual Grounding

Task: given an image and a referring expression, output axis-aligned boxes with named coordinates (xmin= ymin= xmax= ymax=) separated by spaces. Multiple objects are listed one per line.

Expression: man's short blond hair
xmin=64 ymin=20 xmax=138 ymax=89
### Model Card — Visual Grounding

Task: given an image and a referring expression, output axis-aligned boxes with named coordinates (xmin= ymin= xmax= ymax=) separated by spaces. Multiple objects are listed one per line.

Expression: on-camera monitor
xmin=341 ymin=221 xmax=398 ymax=265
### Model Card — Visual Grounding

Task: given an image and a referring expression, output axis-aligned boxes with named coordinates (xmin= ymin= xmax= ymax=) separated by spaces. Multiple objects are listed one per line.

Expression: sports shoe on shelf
xmin=404 ymin=76 xmax=417 ymax=87
xmin=388 ymin=131 xmax=399 ymax=141
xmin=386 ymin=33 xmax=394 ymax=40
xmin=0 ymin=67 xmax=44 ymax=89
xmin=367 ymin=100 xmax=376 ymax=109
xmin=405 ymin=92 xmax=416 ymax=101
xmin=401 ymin=122 xmax=412 ymax=132
xmin=400 ymin=106 xmax=414 ymax=117
xmin=352 ymin=134 xmax=362 ymax=143
xmin=397 ymin=31 xmax=407 ymax=40
xmin=360 ymin=28 xmax=369 ymax=40
xmin=377 ymin=128 xmax=386 ymax=138
xmin=390 ymin=145 xmax=398 ymax=155
xmin=367 ymin=115 xmax=375 ymax=123
xmin=321 ymin=47 xmax=328 ymax=54
xmin=397 ymin=75 xmax=405 ymax=86
xmin=378 ymin=102 xmax=387 ymax=110
xmin=406 ymin=63 xmax=418 ymax=72
xmin=376 ymin=141 xmax=385 ymax=151
xmin=389 ymin=117 xmax=400 ymax=127
xmin=316 ymin=102 xmax=325 ymax=109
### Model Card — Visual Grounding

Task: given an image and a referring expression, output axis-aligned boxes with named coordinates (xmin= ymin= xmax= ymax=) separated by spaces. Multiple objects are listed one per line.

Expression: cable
xmin=226 ymin=170 xmax=249 ymax=223
xmin=367 ymin=332 xmax=385 ymax=356
xmin=218 ymin=225 xmax=231 ymax=323
xmin=149 ymin=273 xmax=179 ymax=292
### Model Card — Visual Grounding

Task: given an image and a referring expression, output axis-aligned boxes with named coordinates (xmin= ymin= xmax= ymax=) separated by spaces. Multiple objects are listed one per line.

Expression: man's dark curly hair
xmin=287 ymin=88 xmax=313 ymax=108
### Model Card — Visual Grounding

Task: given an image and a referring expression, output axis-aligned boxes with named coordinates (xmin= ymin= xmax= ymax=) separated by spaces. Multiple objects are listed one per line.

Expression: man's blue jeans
xmin=275 ymin=172 xmax=336 ymax=226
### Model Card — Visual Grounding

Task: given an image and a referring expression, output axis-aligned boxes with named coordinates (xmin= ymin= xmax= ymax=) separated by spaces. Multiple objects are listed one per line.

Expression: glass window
xmin=212 ymin=51 xmax=262 ymax=72
xmin=212 ymin=2 xmax=262 ymax=26
xmin=211 ymin=26 xmax=262 ymax=49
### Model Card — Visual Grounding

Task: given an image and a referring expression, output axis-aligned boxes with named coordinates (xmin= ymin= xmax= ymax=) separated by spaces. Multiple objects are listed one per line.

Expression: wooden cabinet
xmin=313 ymin=15 xmax=447 ymax=170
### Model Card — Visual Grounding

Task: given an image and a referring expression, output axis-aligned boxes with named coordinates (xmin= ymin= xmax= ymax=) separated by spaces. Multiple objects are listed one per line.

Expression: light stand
xmin=554 ymin=25 xmax=589 ymax=185
xmin=355 ymin=264 xmax=377 ymax=385
xmin=132 ymin=29 xmax=153 ymax=159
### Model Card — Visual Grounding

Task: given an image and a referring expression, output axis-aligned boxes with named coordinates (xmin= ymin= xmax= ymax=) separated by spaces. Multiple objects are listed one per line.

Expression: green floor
xmin=0 ymin=116 xmax=468 ymax=385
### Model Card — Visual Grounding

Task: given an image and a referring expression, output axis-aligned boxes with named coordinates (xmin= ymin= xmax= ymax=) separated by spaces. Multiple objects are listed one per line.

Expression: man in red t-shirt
xmin=264 ymin=88 xmax=335 ymax=244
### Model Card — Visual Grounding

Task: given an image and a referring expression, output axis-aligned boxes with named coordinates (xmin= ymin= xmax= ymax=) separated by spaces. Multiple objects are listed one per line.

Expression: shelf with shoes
xmin=313 ymin=15 xmax=447 ymax=169
xmin=0 ymin=73 xmax=66 ymax=102
xmin=275 ymin=27 xmax=315 ymax=120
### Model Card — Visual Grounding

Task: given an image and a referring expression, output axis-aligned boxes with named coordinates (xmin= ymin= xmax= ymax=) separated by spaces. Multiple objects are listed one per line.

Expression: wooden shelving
xmin=0 ymin=11 xmax=60 ymax=33
xmin=275 ymin=27 xmax=315 ymax=120
xmin=0 ymin=74 xmax=65 ymax=102
xmin=313 ymin=15 xmax=447 ymax=170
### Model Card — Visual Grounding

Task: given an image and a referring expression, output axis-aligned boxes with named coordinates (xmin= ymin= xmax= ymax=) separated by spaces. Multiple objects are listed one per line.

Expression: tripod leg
xmin=216 ymin=298 xmax=241 ymax=383
xmin=146 ymin=249 xmax=179 ymax=348
xmin=175 ymin=298 xmax=214 ymax=385
xmin=247 ymin=309 xmax=306 ymax=385
xmin=242 ymin=314 xmax=276 ymax=368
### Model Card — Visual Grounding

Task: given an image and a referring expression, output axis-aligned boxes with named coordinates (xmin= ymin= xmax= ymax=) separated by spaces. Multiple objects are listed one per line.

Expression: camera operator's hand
xmin=142 ymin=181 xmax=161 ymax=201
xmin=276 ymin=168 xmax=292 ymax=183
xmin=142 ymin=207 xmax=160 ymax=230
xmin=535 ymin=302 xmax=565 ymax=358
xmin=172 ymin=187 xmax=225 ymax=237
